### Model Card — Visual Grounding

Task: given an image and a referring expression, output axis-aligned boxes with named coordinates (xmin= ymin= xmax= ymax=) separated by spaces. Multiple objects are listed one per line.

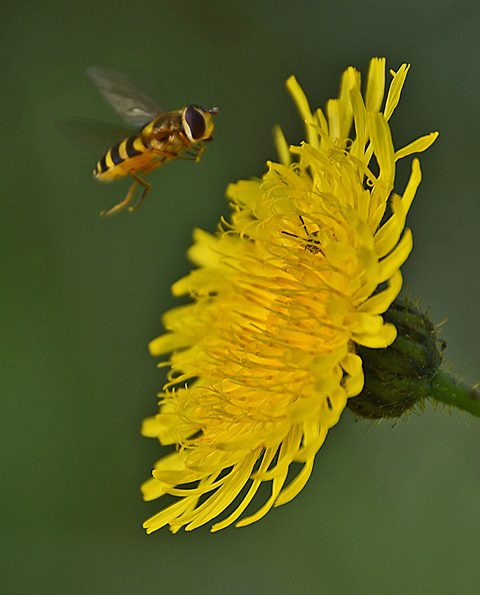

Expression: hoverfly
xmin=87 ymin=67 xmax=219 ymax=217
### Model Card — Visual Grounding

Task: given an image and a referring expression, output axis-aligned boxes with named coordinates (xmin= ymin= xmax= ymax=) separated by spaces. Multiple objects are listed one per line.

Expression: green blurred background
xmin=2 ymin=1 xmax=479 ymax=593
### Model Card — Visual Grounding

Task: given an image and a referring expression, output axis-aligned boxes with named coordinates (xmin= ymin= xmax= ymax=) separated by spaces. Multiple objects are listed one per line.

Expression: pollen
xmin=141 ymin=58 xmax=438 ymax=533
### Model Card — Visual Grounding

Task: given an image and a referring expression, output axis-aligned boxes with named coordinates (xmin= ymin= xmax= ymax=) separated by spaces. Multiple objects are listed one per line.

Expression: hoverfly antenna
xmin=209 ymin=106 xmax=220 ymax=115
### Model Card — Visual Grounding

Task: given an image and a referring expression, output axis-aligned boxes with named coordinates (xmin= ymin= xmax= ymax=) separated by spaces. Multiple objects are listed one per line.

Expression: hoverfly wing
xmin=58 ymin=117 xmax=134 ymax=154
xmin=87 ymin=66 xmax=162 ymax=128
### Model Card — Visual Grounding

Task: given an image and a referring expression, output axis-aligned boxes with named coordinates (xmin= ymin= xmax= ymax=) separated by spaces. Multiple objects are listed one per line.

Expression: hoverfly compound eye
xmin=184 ymin=105 xmax=206 ymax=140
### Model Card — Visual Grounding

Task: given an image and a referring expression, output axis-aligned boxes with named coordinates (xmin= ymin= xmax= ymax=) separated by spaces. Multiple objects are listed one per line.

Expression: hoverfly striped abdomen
xmin=93 ymin=134 xmax=148 ymax=180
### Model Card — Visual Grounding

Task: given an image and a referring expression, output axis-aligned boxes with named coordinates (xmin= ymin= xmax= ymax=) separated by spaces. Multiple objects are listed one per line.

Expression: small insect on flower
xmin=87 ymin=67 xmax=219 ymax=217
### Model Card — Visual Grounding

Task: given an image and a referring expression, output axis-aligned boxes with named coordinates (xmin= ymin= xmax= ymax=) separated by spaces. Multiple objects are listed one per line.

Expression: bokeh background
xmin=2 ymin=1 xmax=479 ymax=593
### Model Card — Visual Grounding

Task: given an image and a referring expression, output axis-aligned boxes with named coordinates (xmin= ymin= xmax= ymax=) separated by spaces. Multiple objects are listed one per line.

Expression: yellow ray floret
xmin=142 ymin=58 xmax=438 ymax=532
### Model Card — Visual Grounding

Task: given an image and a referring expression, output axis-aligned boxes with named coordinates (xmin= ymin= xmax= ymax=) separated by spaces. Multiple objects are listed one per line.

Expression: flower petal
xmin=384 ymin=63 xmax=410 ymax=121
xmin=366 ymin=57 xmax=386 ymax=113
xmin=395 ymin=132 xmax=439 ymax=161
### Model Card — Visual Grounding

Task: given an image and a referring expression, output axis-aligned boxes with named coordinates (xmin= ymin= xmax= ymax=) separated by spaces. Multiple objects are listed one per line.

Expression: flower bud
xmin=348 ymin=299 xmax=444 ymax=419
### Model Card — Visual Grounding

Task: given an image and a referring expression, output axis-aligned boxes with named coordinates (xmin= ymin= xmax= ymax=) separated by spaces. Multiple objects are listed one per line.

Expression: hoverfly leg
xmin=194 ymin=145 xmax=205 ymax=162
xmin=100 ymin=180 xmax=138 ymax=217
xmin=128 ymin=171 xmax=151 ymax=212
xmin=181 ymin=154 xmax=201 ymax=162
xmin=183 ymin=145 xmax=204 ymax=162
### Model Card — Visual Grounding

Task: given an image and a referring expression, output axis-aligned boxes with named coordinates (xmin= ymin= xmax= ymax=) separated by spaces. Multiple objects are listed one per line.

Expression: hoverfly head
xmin=182 ymin=105 xmax=218 ymax=143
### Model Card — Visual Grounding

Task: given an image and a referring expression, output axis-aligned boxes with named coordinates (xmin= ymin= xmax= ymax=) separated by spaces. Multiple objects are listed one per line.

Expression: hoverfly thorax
xmin=182 ymin=105 xmax=218 ymax=143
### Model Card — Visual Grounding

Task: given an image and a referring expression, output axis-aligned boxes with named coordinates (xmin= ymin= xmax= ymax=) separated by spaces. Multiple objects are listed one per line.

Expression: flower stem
xmin=429 ymin=370 xmax=480 ymax=418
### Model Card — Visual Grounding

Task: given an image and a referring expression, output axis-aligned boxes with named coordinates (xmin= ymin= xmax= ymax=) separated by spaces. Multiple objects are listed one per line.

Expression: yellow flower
xmin=142 ymin=58 xmax=438 ymax=533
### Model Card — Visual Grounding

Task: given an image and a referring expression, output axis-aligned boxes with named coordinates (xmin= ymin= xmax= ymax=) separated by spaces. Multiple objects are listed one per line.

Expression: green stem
xmin=429 ymin=370 xmax=480 ymax=418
